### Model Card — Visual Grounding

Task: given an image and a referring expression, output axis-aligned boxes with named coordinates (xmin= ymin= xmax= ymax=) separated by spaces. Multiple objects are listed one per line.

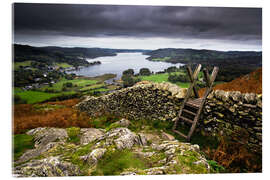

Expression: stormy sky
xmin=13 ymin=3 xmax=262 ymax=51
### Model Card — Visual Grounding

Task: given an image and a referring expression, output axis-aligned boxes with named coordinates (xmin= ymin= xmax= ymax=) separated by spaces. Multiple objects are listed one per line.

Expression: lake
xmin=69 ymin=53 xmax=184 ymax=82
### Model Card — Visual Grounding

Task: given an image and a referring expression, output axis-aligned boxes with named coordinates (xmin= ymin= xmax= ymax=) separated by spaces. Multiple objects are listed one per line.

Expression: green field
xmin=41 ymin=78 xmax=98 ymax=92
xmin=139 ymin=72 xmax=190 ymax=88
xmin=79 ymin=83 xmax=106 ymax=91
xmin=151 ymin=57 xmax=171 ymax=61
xmin=14 ymin=90 xmax=76 ymax=104
xmin=55 ymin=62 xmax=72 ymax=68
xmin=88 ymin=73 xmax=117 ymax=82
xmin=14 ymin=76 xmax=115 ymax=104
xmin=14 ymin=61 xmax=34 ymax=70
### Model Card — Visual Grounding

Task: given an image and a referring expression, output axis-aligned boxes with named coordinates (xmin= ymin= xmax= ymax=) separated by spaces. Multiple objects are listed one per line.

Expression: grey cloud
xmin=13 ymin=3 xmax=262 ymax=42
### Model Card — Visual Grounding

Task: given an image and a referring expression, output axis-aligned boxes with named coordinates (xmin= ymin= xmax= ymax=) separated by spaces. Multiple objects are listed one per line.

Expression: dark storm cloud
xmin=13 ymin=3 xmax=262 ymax=41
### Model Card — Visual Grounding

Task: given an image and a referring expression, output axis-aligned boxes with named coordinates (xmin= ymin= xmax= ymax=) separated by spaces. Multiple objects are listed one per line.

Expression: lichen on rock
xmin=13 ymin=126 xmax=213 ymax=177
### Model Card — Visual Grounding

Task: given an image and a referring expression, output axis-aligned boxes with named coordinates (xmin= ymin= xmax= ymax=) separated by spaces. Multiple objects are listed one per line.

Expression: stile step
xmin=182 ymin=109 xmax=196 ymax=116
xmin=179 ymin=116 xmax=193 ymax=124
xmin=185 ymin=101 xmax=200 ymax=108
xmin=173 ymin=129 xmax=188 ymax=139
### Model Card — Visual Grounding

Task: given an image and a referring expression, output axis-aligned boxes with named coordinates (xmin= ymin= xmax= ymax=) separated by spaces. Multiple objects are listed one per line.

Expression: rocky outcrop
xmin=76 ymin=82 xmax=186 ymax=121
xmin=13 ymin=127 xmax=211 ymax=177
xmin=121 ymin=141 xmax=209 ymax=175
xmin=17 ymin=128 xmax=68 ymax=163
xmin=201 ymin=90 xmax=262 ymax=152
xmin=80 ymin=128 xmax=105 ymax=145
xmin=97 ymin=127 xmax=142 ymax=150
xmin=14 ymin=156 xmax=81 ymax=177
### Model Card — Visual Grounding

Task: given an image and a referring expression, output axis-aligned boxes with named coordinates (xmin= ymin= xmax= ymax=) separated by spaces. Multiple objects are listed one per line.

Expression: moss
xmin=50 ymin=142 xmax=96 ymax=176
xmin=67 ymin=127 xmax=81 ymax=144
xmin=183 ymin=150 xmax=201 ymax=159
xmin=177 ymin=152 xmax=208 ymax=174
xmin=13 ymin=134 xmax=35 ymax=161
xmin=73 ymin=143 xmax=94 ymax=157
xmin=142 ymin=146 xmax=155 ymax=153
xmin=147 ymin=152 xmax=167 ymax=167
xmin=105 ymin=123 xmax=122 ymax=132
xmin=92 ymin=149 xmax=147 ymax=176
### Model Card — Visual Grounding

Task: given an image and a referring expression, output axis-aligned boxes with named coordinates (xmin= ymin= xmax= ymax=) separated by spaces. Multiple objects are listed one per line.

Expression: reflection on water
xmin=69 ymin=53 xmax=184 ymax=82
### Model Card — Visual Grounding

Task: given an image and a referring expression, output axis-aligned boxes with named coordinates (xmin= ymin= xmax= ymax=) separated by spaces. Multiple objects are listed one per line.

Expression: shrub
xmin=207 ymin=160 xmax=225 ymax=173
xmin=205 ymin=135 xmax=262 ymax=173
xmin=14 ymin=94 xmax=27 ymax=104
xmin=13 ymin=99 xmax=94 ymax=134
xmin=63 ymin=82 xmax=73 ymax=88
xmin=139 ymin=68 xmax=151 ymax=76
xmin=122 ymin=74 xmax=135 ymax=87
xmin=44 ymin=88 xmax=56 ymax=93
xmin=122 ymin=69 xmax=134 ymax=76
xmin=62 ymin=87 xmax=67 ymax=91
xmin=166 ymin=66 xmax=178 ymax=73
xmin=65 ymin=73 xmax=76 ymax=80
xmin=168 ymin=73 xmax=189 ymax=83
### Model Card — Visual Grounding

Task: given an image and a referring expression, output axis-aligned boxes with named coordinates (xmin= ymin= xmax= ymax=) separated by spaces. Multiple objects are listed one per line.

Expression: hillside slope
xmin=199 ymin=68 xmax=262 ymax=96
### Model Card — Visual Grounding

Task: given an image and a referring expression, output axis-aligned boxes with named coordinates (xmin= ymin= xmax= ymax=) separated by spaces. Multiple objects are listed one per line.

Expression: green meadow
xmin=139 ymin=72 xmax=190 ymax=88
xmin=41 ymin=78 xmax=98 ymax=92
xmin=14 ymin=90 xmax=76 ymax=104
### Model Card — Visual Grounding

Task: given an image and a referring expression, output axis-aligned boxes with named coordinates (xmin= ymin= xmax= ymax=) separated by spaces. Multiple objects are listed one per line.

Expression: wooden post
xmin=187 ymin=66 xmax=199 ymax=98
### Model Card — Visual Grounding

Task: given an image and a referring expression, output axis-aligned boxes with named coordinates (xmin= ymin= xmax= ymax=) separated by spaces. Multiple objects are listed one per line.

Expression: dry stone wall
xmin=76 ymin=83 xmax=262 ymax=153
xmin=200 ymin=90 xmax=262 ymax=152
xmin=76 ymin=82 xmax=186 ymax=121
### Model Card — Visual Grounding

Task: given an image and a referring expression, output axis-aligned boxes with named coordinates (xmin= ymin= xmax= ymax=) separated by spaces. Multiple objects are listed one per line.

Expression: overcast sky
xmin=13 ymin=3 xmax=262 ymax=51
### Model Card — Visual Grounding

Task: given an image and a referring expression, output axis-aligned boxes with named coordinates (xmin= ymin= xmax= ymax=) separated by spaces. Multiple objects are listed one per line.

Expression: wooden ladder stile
xmin=172 ymin=64 xmax=219 ymax=141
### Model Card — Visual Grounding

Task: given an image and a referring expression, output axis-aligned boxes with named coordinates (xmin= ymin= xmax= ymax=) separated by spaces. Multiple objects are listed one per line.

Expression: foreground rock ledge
xmin=13 ymin=127 xmax=212 ymax=177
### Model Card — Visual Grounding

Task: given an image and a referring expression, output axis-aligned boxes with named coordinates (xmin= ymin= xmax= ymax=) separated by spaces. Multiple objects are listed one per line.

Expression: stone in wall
xmin=200 ymin=90 xmax=262 ymax=152
xmin=76 ymin=82 xmax=186 ymax=121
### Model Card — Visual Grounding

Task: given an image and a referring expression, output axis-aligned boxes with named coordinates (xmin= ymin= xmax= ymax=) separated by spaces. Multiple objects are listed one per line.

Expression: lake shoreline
xmin=68 ymin=52 xmax=184 ymax=80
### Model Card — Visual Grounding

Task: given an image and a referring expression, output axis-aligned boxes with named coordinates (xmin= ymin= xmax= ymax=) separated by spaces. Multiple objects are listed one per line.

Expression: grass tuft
xmin=67 ymin=127 xmax=81 ymax=144
xmin=13 ymin=134 xmax=35 ymax=161
xmin=92 ymin=150 xmax=147 ymax=175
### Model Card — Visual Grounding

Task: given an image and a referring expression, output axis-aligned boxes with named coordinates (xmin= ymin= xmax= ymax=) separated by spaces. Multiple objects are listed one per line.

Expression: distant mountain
xmin=144 ymin=48 xmax=262 ymax=64
xmin=13 ymin=44 xmax=151 ymax=66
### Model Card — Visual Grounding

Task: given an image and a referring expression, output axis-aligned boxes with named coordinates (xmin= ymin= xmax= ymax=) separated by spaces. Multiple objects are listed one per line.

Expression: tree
xmin=122 ymin=74 xmax=140 ymax=87
xmin=122 ymin=69 xmax=134 ymax=76
xmin=139 ymin=68 xmax=151 ymax=76
xmin=168 ymin=73 xmax=189 ymax=83
xmin=63 ymin=82 xmax=73 ymax=88
xmin=14 ymin=94 xmax=27 ymax=104
xmin=166 ymin=66 xmax=178 ymax=73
